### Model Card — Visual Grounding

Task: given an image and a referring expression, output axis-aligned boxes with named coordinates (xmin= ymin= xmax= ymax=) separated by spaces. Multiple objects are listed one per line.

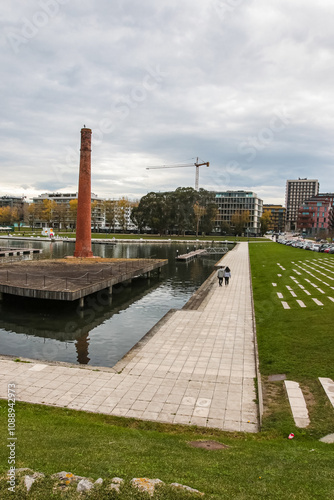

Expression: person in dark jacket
xmin=223 ymin=266 xmax=231 ymax=285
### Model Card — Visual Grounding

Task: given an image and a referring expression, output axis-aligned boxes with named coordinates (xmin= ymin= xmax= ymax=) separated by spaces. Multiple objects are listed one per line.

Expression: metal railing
xmin=0 ymin=259 xmax=158 ymax=291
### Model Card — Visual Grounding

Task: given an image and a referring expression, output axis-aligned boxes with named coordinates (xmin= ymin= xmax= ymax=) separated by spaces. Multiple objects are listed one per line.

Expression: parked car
xmin=312 ymin=244 xmax=321 ymax=252
xmin=295 ymin=241 xmax=304 ymax=248
xmin=324 ymin=245 xmax=334 ymax=253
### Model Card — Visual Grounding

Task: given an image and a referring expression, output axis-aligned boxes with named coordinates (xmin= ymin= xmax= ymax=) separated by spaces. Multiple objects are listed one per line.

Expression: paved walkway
xmin=0 ymin=243 xmax=259 ymax=432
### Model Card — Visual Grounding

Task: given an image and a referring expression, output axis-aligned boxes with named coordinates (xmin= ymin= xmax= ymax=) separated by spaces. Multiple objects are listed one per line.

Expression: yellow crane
xmin=146 ymin=157 xmax=209 ymax=191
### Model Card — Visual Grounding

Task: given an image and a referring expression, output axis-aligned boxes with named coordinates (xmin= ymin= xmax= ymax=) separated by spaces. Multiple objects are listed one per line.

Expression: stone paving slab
xmin=0 ymin=243 xmax=259 ymax=432
xmin=319 ymin=377 xmax=334 ymax=408
xmin=284 ymin=380 xmax=310 ymax=428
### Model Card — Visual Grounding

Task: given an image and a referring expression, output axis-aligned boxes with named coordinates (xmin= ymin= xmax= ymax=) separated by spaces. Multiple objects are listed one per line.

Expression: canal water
xmin=0 ymin=240 xmax=229 ymax=367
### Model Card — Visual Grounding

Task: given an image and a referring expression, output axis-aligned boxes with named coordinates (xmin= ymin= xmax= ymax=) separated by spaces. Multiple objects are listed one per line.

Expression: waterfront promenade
xmin=0 ymin=243 xmax=259 ymax=432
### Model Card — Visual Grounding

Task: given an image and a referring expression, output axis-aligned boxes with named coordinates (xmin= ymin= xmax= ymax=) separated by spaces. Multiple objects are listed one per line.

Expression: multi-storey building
xmin=297 ymin=193 xmax=334 ymax=236
xmin=102 ymin=199 xmax=138 ymax=233
xmin=285 ymin=178 xmax=319 ymax=231
xmin=31 ymin=193 xmax=139 ymax=232
xmin=32 ymin=192 xmax=105 ymax=229
xmin=214 ymin=191 xmax=263 ymax=235
xmin=263 ymin=205 xmax=286 ymax=233
xmin=0 ymin=196 xmax=27 ymax=211
xmin=0 ymin=196 xmax=28 ymax=226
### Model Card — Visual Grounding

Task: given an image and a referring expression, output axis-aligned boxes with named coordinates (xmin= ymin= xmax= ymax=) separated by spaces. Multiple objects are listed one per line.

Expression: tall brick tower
xmin=74 ymin=127 xmax=93 ymax=258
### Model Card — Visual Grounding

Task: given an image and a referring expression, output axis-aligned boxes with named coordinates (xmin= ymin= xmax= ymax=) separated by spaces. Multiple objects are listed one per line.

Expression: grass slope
xmin=249 ymin=243 xmax=334 ymax=436
xmin=0 ymin=403 xmax=334 ymax=499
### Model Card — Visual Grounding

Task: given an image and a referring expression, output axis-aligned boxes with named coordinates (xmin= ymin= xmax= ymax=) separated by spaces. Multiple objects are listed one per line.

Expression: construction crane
xmin=146 ymin=157 xmax=209 ymax=191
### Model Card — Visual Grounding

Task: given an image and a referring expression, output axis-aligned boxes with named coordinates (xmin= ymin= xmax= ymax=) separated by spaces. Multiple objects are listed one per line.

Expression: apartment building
xmin=32 ymin=192 xmax=105 ymax=229
xmin=297 ymin=193 xmax=334 ymax=235
xmin=263 ymin=205 xmax=286 ymax=233
xmin=214 ymin=191 xmax=263 ymax=235
xmin=285 ymin=178 xmax=319 ymax=231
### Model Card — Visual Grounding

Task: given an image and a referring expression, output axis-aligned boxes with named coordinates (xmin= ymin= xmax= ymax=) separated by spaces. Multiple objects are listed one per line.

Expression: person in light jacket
xmin=223 ymin=266 xmax=231 ymax=286
xmin=217 ymin=266 xmax=224 ymax=286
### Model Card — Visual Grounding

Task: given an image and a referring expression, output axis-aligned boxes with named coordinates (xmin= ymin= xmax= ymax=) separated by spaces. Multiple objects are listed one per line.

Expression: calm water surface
xmin=0 ymin=240 xmax=228 ymax=367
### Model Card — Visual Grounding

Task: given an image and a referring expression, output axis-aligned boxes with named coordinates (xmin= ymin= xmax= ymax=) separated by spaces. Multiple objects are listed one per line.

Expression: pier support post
xmin=108 ymin=286 xmax=113 ymax=296
xmin=78 ymin=297 xmax=84 ymax=309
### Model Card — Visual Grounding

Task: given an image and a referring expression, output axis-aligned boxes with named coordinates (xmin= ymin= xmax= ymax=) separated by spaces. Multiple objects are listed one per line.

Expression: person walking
xmin=223 ymin=266 xmax=231 ymax=286
xmin=217 ymin=266 xmax=224 ymax=287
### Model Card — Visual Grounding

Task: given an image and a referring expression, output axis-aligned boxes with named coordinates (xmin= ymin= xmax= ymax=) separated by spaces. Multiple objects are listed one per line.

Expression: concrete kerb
xmin=182 ymin=270 xmax=217 ymax=311
xmin=0 ymin=354 xmax=118 ymax=373
xmin=112 ymin=309 xmax=178 ymax=373
xmin=248 ymin=244 xmax=264 ymax=429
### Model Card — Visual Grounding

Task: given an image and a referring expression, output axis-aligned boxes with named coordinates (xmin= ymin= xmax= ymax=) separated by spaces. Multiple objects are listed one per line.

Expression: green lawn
xmin=0 ymin=242 xmax=334 ymax=498
xmin=249 ymin=243 xmax=334 ymax=436
xmin=0 ymin=403 xmax=334 ymax=499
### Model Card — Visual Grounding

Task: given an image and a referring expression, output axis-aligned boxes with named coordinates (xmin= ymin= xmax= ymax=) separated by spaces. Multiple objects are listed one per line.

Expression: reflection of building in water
xmin=75 ymin=333 xmax=90 ymax=365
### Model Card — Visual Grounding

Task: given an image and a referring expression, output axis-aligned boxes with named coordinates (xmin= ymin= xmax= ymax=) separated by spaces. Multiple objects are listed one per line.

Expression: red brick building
xmin=297 ymin=194 xmax=334 ymax=236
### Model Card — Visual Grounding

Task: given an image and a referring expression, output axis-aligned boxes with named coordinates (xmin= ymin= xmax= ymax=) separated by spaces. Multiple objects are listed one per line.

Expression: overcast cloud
xmin=1 ymin=0 xmax=334 ymax=204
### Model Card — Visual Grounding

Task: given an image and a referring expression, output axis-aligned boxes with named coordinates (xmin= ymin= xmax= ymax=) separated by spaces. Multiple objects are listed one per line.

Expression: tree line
xmin=0 ymin=205 xmax=27 ymax=229
xmin=0 ymin=197 xmax=136 ymax=232
xmin=130 ymin=187 xmax=218 ymax=235
xmin=1 ymin=190 xmax=271 ymax=235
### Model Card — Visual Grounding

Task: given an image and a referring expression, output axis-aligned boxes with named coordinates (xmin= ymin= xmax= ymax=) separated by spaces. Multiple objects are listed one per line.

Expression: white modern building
xmin=31 ymin=193 xmax=139 ymax=232
xmin=214 ymin=191 xmax=263 ymax=235
xmin=32 ymin=192 xmax=105 ymax=229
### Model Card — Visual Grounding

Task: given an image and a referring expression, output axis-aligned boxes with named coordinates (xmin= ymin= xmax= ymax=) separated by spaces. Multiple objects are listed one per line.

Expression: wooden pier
xmin=176 ymin=249 xmax=207 ymax=261
xmin=0 ymin=247 xmax=42 ymax=258
xmin=0 ymin=258 xmax=167 ymax=305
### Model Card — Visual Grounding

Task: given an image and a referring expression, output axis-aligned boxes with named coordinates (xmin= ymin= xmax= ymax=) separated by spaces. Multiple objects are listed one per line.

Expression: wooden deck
xmin=0 ymin=247 xmax=42 ymax=258
xmin=176 ymin=249 xmax=207 ymax=261
xmin=0 ymin=258 xmax=167 ymax=302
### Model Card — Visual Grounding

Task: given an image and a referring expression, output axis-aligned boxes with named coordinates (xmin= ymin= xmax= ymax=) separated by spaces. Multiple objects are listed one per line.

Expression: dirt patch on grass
xmin=188 ymin=440 xmax=230 ymax=450
xmin=262 ymin=376 xmax=290 ymax=420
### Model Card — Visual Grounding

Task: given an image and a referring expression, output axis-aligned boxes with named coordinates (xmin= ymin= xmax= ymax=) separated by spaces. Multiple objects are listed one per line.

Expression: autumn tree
xmin=231 ymin=210 xmax=250 ymax=235
xmin=116 ymin=197 xmax=131 ymax=232
xmin=52 ymin=203 xmax=68 ymax=230
xmin=69 ymin=199 xmax=78 ymax=229
xmin=28 ymin=203 xmax=42 ymax=229
xmin=103 ymin=200 xmax=117 ymax=233
xmin=259 ymin=211 xmax=272 ymax=235
xmin=38 ymin=199 xmax=56 ymax=227
xmin=0 ymin=206 xmax=12 ymax=226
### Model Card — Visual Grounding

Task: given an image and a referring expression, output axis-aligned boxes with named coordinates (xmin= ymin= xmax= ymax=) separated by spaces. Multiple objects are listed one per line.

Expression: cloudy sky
xmin=1 ymin=0 xmax=334 ymax=204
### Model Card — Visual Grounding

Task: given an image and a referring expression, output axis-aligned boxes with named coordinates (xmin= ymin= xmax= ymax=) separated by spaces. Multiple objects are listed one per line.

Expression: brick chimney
xmin=74 ymin=127 xmax=93 ymax=258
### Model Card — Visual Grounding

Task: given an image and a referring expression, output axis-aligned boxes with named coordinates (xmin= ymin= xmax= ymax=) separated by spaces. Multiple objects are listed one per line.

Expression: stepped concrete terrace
xmin=0 ymin=243 xmax=260 ymax=432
